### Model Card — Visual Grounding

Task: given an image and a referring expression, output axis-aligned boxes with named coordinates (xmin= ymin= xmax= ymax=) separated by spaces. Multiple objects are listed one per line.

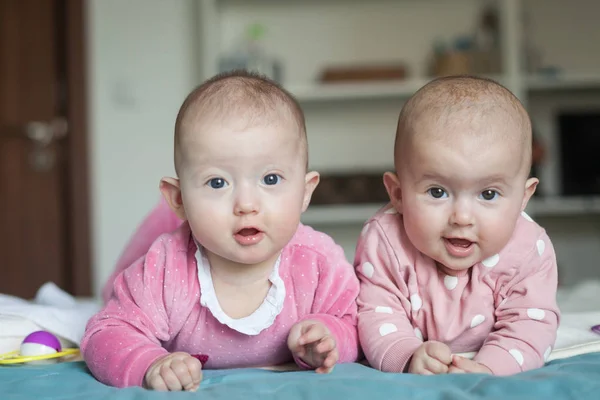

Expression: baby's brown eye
xmin=428 ymin=188 xmax=447 ymax=199
xmin=480 ymin=190 xmax=498 ymax=201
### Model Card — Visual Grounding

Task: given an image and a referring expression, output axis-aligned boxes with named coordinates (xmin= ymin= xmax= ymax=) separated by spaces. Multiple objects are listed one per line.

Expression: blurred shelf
xmin=286 ymin=80 xmax=429 ymax=102
xmin=526 ymin=196 xmax=600 ymax=217
xmin=527 ymin=73 xmax=600 ymax=91
xmin=301 ymin=203 xmax=384 ymax=225
xmin=287 ymin=76 xmax=517 ymax=103
xmin=301 ymin=196 xmax=600 ymax=226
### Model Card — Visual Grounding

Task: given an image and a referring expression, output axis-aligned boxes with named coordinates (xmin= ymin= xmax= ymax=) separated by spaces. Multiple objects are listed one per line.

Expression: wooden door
xmin=0 ymin=0 xmax=90 ymax=298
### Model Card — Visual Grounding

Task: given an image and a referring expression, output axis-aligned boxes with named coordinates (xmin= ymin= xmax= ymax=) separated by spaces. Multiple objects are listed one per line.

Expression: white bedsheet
xmin=0 ymin=282 xmax=100 ymax=354
xmin=1 ymin=281 xmax=600 ymax=361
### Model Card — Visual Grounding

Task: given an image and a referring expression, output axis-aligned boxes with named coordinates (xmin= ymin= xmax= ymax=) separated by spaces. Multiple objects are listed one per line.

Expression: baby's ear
xmin=301 ymin=171 xmax=320 ymax=212
xmin=383 ymin=172 xmax=402 ymax=212
xmin=160 ymin=177 xmax=187 ymax=220
xmin=521 ymin=177 xmax=539 ymax=211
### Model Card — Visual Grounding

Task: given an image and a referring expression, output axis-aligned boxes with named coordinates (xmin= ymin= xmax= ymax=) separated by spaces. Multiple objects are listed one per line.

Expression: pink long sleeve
xmin=355 ymin=220 xmax=422 ymax=372
xmin=293 ymin=230 xmax=361 ymax=365
xmin=355 ymin=207 xmax=560 ymax=375
xmin=83 ymin=231 xmax=196 ymax=387
xmin=101 ymin=198 xmax=182 ymax=303
xmin=474 ymin=230 xmax=560 ymax=375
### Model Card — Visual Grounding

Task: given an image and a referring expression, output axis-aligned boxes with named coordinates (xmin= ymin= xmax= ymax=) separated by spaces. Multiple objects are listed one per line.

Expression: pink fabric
xmin=101 ymin=198 xmax=182 ymax=303
xmin=83 ymin=222 xmax=359 ymax=388
xmin=355 ymin=206 xmax=560 ymax=375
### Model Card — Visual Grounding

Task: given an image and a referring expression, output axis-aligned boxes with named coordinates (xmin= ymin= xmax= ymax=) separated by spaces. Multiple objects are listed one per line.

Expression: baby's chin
xmin=434 ymin=258 xmax=480 ymax=276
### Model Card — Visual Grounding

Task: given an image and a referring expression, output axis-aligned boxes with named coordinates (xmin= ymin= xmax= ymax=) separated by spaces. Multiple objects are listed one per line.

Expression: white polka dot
xmin=410 ymin=294 xmax=422 ymax=311
xmin=414 ymin=327 xmax=423 ymax=340
xmin=482 ymin=254 xmax=500 ymax=268
xmin=527 ymin=308 xmax=545 ymax=320
xmin=375 ymin=306 xmax=393 ymax=314
xmin=444 ymin=275 xmax=458 ymax=290
xmin=521 ymin=211 xmax=534 ymax=222
xmin=362 ymin=262 xmax=374 ymax=278
xmin=384 ymin=207 xmax=398 ymax=214
xmin=509 ymin=349 xmax=524 ymax=366
xmin=379 ymin=323 xmax=398 ymax=337
xmin=544 ymin=346 xmax=552 ymax=362
xmin=470 ymin=314 xmax=486 ymax=328
xmin=536 ymin=239 xmax=545 ymax=256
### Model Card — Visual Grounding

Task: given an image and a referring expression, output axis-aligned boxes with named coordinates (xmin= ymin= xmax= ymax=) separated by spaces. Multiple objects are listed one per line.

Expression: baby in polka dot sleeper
xmin=81 ymin=71 xmax=360 ymax=391
xmin=355 ymin=76 xmax=560 ymax=376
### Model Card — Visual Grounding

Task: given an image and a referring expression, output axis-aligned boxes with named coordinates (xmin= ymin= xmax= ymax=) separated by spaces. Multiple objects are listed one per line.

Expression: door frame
xmin=64 ymin=0 xmax=91 ymax=296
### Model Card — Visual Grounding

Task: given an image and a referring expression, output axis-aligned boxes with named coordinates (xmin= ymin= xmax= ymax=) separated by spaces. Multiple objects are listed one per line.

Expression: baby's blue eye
xmin=208 ymin=178 xmax=226 ymax=189
xmin=428 ymin=187 xmax=447 ymax=199
xmin=263 ymin=174 xmax=281 ymax=186
xmin=480 ymin=190 xmax=498 ymax=201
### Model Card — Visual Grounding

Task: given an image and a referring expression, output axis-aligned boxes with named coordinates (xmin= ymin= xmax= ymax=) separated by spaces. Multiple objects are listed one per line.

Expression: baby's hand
xmin=448 ymin=355 xmax=492 ymax=374
xmin=144 ymin=352 xmax=203 ymax=391
xmin=408 ymin=341 xmax=452 ymax=375
xmin=287 ymin=320 xmax=338 ymax=373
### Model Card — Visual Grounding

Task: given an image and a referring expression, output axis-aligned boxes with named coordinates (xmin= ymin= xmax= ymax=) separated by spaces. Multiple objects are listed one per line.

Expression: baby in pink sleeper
xmin=82 ymin=70 xmax=360 ymax=391
xmin=355 ymin=76 xmax=560 ymax=376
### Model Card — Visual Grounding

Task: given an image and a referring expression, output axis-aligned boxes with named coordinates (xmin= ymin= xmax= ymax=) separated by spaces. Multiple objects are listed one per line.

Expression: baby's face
xmin=178 ymin=115 xmax=314 ymax=267
xmin=396 ymin=117 xmax=535 ymax=275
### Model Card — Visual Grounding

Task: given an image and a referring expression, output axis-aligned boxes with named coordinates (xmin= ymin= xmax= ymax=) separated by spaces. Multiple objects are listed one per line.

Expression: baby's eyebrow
xmin=416 ymin=173 xmax=511 ymax=187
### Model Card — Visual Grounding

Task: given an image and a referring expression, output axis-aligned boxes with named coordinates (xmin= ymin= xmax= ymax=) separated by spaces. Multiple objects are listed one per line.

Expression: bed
xmin=2 ymin=354 xmax=600 ymax=399
xmin=2 ymin=282 xmax=600 ymax=399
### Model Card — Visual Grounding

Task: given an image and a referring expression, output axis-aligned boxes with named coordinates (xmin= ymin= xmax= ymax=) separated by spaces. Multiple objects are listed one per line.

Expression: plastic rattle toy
xmin=0 ymin=330 xmax=80 ymax=365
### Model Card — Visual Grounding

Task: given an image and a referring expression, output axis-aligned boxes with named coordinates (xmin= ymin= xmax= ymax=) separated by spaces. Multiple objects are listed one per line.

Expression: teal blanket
xmin=2 ymin=354 xmax=599 ymax=399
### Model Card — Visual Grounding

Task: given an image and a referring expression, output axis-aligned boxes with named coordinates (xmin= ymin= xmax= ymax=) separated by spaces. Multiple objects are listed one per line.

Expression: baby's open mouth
xmin=447 ymin=238 xmax=473 ymax=247
xmin=237 ymin=228 xmax=260 ymax=236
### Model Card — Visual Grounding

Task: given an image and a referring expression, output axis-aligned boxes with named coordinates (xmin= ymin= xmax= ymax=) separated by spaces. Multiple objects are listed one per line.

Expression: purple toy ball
xmin=21 ymin=331 xmax=62 ymax=356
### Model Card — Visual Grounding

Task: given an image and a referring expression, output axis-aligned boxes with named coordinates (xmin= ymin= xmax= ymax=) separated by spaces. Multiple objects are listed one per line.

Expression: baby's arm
xmin=355 ymin=221 xmax=423 ymax=372
xmin=474 ymin=231 xmax=560 ymax=375
xmin=82 ymin=236 xmax=192 ymax=387
xmin=292 ymin=234 xmax=361 ymax=367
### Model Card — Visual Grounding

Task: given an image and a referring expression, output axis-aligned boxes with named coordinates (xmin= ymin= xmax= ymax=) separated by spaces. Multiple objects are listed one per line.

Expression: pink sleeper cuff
xmin=473 ymin=344 xmax=522 ymax=376
xmin=380 ymin=338 xmax=423 ymax=373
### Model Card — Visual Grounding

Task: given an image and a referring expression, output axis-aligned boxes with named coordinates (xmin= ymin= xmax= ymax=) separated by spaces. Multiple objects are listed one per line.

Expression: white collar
xmin=194 ymin=244 xmax=286 ymax=335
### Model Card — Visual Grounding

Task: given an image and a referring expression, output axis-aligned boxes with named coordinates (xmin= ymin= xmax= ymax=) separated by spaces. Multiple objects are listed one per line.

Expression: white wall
xmin=87 ymin=0 xmax=198 ymax=296
xmin=87 ymin=0 xmax=600 ymax=297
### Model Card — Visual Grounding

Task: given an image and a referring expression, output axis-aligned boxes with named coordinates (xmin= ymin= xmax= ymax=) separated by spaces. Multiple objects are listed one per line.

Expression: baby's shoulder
xmin=149 ymin=222 xmax=193 ymax=253
xmin=484 ymin=211 xmax=554 ymax=275
xmin=284 ymin=223 xmax=351 ymax=271
xmin=358 ymin=204 xmax=415 ymax=260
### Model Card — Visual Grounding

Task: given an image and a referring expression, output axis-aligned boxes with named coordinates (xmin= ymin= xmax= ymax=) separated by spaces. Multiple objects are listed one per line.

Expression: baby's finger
xmin=299 ymin=324 xmax=326 ymax=345
xmin=170 ymin=359 xmax=195 ymax=391
xmin=160 ymin=364 xmax=183 ymax=391
xmin=323 ymin=349 xmax=339 ymax=368
xmin=315 ymin=336 xmax=336 ymax=354
xmin=427 ymin=342 xmax=452 ymax=365
xmin=451 ymin=355 xmax=480 ymax=372
xmin=424 ymin=356 xmax=449 ymax=375
xmin=448 ymin=365 xmax=466 ymax=374
xmin=146 ymin=374 xmax=168 ymax=391
xmin=183 ymin=356 xmax=203 ymax=389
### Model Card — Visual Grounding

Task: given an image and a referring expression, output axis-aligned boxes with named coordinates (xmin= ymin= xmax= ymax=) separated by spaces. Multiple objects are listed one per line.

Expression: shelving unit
xmin=288 ymin=74 xmax=600 ymax=103
xmin=196 ymin=0 xmax=600 ymax=231
xmin=301 ymin=196 xmax=600 ymax=226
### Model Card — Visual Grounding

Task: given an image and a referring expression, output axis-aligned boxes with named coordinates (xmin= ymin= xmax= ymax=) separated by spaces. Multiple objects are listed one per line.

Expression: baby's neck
xmin=206 ymin=252 xmax=280 ymax=319
xmin=436 ymin=262 xmax=471 ymax=278
xmin=206 ymin=252 xmax=279 ymax=287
